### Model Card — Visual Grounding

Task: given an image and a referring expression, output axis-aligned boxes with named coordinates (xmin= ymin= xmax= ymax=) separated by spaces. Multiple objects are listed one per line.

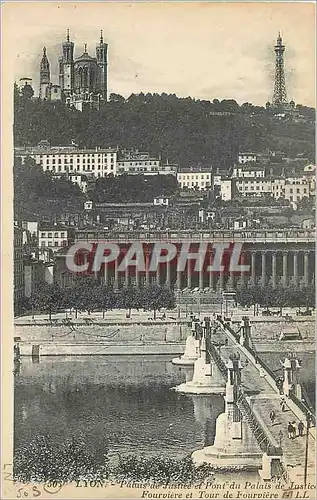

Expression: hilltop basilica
xmin=39 ymin=30 xmax=108 ymax=111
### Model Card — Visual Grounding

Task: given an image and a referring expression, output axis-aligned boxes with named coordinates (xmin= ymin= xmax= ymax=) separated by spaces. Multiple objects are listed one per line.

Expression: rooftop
xmin=177 ymin=166 xmax=212 ymax=174
xmin=15 ymin=145 xmax=117 ymax=155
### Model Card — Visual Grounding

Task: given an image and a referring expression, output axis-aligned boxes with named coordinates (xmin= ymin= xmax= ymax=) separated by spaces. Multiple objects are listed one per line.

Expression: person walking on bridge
xmin=298 ymin=421 xmax=304 ymax=437
xmin=280 ymin=399 xmax=286 ymax=412
xmin=287 ymin=422 xmax=293 ymax=439
xmin=270 ymin=410 xmax=276 ymax=426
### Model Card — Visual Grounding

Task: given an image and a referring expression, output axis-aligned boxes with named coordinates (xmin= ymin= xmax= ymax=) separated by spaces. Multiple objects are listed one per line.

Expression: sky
xmin=3 ymin=2 xmax=316 ymax=107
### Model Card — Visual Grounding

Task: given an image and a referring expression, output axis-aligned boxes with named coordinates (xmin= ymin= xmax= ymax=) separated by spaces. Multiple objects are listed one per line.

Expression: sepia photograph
xmin=1 ymin=1 xmax=316 ymax=498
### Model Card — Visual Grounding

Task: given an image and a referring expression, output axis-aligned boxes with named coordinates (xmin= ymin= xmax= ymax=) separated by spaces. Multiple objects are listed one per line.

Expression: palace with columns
xmin=55 ymin=229 xmax=315 ymax=291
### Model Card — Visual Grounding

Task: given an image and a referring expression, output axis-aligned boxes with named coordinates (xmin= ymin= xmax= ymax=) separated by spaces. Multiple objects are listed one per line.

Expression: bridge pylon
xmin=281 ymin=354 xmax=302 ymax=399
xmin=171 ymin=318 xmax=201 ymax=365
xmin=192 ymin=353 xmax=263 ymax=469
xmin=174 ymin=318 xmax=226 ymax=394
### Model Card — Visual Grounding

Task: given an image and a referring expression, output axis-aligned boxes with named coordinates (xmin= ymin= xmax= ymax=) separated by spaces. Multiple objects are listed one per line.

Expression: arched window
xmin=83 ymin=66 xmax=88 ymax=89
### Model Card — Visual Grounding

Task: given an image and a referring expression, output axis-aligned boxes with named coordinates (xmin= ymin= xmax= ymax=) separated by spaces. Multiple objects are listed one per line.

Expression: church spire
xmin=100 ymin=30 xmax=103 ymax=43
xmin=40 ymin=46 xmax=50 ymax=84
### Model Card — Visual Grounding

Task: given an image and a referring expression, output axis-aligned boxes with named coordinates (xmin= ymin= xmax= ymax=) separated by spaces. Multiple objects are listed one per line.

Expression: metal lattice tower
xmin=272 ymin=32 xmax=288 ymax=106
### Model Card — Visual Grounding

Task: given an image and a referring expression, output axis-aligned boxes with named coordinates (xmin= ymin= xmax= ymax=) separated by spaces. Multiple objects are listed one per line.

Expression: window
xmin=54 ymin=232 xmax=58 ymax=237
xmin=54 ymin=241 xmax=59 ymax=247
xmin=48 ymin=232 xmax=52 ymax=238
xmin=296 ymin=188 xmax=300 ymax=193
xmin=41 ymin=232 xmax=46 ymax=237
xmin=290 ymin=196 xmax=293 ymax=201
xmin=290 ymin=188 xmax=293 ymax=193
xmin=60 ymin=232 xmax=65 ymax=238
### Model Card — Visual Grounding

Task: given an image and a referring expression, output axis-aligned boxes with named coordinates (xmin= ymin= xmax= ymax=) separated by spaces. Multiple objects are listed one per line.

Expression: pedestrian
xmin=298 ymin=421 xmax=304 ymax=437
xmin=287 ymin=422 xmax=293 ymax=439
xmin=280 ymin=399 xmax=286 ymax=412
xmin=270 ymin=410 xmax=276 ymax=426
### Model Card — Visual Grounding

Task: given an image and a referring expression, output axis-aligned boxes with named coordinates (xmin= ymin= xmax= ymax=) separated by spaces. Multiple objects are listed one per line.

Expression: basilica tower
xmin=39 ymin=47 xmax=50 ymax=99
xmin=96 ymin=30 xmax=108 ymax=101
xmin=60 ymin=29 xmax=74 ymax=96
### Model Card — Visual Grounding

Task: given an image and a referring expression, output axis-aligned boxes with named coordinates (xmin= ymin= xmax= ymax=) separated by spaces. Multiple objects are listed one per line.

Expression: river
xmin=14 ymin=352 xmax=315 ymax=478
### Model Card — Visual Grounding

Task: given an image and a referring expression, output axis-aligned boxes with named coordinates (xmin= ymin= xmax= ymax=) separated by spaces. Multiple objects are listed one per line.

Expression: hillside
xmin=14 ymin=92 xmax=315 ymax=168
xmin=14 ymin=158 xmax=85 ymax=220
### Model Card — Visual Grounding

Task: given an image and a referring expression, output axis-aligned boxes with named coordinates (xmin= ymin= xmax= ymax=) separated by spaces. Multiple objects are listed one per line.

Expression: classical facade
xmin=39 ymin=30 xmax=108 ymax=111
xmin=54 ymin=229 xmax=315 ymax=291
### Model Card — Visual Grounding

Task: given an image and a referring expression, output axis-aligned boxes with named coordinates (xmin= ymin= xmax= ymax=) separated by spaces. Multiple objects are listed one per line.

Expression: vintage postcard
xmin=1 ymin=1 xmax=316 ymax=499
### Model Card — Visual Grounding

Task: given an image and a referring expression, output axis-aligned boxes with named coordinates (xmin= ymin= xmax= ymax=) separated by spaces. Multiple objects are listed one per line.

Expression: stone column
xmin=272 ymin=252 xmax=277 ymax=288
xmin=304 ymin=252 xmax=309 ymax=285
xmin=293 ymin=252 xmax=298 ymax=287
xmin=145 ymin=251 xmax=150 ymax=286
xmin=104 ymin=262 xmax=108 ymax=286
xmin=187 ymin=261 xmax=192 ymax=290
xmin=125 ymin=263 xmax=129 ymax=287
xmin=176 ymin=255 xmax=182 ymax=290
xmin=165 ymin=260 xmax=171 ymax=288
xmin=136 ymin=267 xmax=140 ymax=288
xmin=251 ymin=252 xmax=256 ymax=285
xmin=208 ymin=251 xmax=214 ymax=290
xmin=261 ymin=252 xmax=266 ymax=286
xmin=240 ymin=251 xmax=247 ymax=286
xmin=114 ymin=259 xmax=119 ymax=290
xmin=219 ymin=269 xmax=225 ymax=291
xmin=282 ymin=252 xmax=288 ymax=286
xmin=199 ymin=253 xmax=204 ymax=290
xmin=156 ymin=262 xmax=160 ymax=285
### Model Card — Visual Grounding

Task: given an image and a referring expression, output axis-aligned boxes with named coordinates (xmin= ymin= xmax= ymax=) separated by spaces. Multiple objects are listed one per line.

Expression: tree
xmin=118 ymin=286 xmax=142 ymax=317
xmin=66 ymin=276 xmax=99 ymax=317
xmin=30 ymin=283 xmax=64 ymax=320
xmin=95 ymin=284 xmax=116 ymax=318
xmin=141 ymin=284 xmax=176 ymax=319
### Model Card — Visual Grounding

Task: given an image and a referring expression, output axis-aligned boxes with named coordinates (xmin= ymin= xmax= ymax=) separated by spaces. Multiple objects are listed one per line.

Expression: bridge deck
xmin=217 ymin=335 xmax=315 ymax=481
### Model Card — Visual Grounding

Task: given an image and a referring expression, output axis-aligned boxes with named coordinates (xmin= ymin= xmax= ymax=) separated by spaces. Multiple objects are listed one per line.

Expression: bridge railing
xmin=207 ymin=343 xmax=228 ymax=380
xmin=218 ymin=316 xmax=316 ymax=424
xmin=237 ymin=388 xmax=282 ymax=456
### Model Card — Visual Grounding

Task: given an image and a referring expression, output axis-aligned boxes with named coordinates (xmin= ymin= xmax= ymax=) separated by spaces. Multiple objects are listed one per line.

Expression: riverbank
xmin=14 ymin=307 xmax=315 ymax=356
xmin=16 ymin=341 xmax=185 ymax=356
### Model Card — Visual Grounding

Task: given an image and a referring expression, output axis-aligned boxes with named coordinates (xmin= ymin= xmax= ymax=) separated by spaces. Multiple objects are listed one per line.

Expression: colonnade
xmin=101 ymin=249 xmax=314 ymax=291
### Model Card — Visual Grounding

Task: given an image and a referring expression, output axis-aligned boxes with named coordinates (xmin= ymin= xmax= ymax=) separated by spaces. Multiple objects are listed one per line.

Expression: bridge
xmin=172 ymin=316 xmax=316 ymax=483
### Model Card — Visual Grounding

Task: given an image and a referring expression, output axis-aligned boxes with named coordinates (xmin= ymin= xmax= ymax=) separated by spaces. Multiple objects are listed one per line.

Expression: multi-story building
xmin=24 ymin=258 xmax=46 ymax=298
xmin=14 ymin=225 xmax=25 ymax=304
xmin=15 ymin=142 xmax=117 ymax=181
xmin=234 ymin=174 xmax=315 ymax=202
xmin=284 ymin=177 xmax=312 ymax=203
xmin=238 ymin=152 xmax=258 ymax=164
xmin=232 ymin=164 xmax=266 ymax=178
xmin=220 ymin=179 xmax=235 ymax=201
xmin=117 ymin=150 xmax=176 ymax=176
xmin=235 ymin=178 xmax=272 ymax=197
xmin=38 ymin=224 xmax=74 ymax=252
xmin=177 ymin=167 xmax=212 ymax=190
